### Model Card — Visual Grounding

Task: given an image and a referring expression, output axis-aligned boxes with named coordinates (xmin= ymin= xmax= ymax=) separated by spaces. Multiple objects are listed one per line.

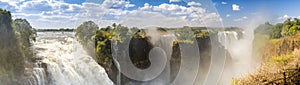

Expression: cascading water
xmin=217 ymin=31 xmax=239 ymax=50
xmin=217 ymin=31 xmax=256 ymax=84
xmin=113 ymin=28 xmax=177 ymax=85
xmin=28 ymin=32 xmax=113 ymax=85
xmin=27 ymin=62 xmax=47 ymax=85
xmin=146 ymin=29 xmax=177 ymax=85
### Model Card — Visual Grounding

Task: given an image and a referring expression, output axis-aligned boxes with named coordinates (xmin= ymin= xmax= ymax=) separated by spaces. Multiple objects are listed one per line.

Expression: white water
xmin=27 ymin=63 xmax=47 ymax=85
xmin=30 ymin=32 xmax=113 ymax=85
xmin=217 ymin=31 xmax=256 ymax=84
xmin=25 ymin=30 xmax=252 ymax=85
xmin=218 ymin=31 xmax=239 ymax=50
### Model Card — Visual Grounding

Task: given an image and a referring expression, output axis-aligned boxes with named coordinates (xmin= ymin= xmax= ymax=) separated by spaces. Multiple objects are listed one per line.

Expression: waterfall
xmin=146 ymin=29 xmax=177 ymax=84
xmin=217 ymin=31 xmax=256 ymax=84
xmin=217 ymin=31 xmax=239 ymax=50
xmin=27 ymin=62 xmax=47 ymax=85
xmin=159 ymin=34 xmax=177 ymax=58
xmin=28 ymin=32 xmax=113 ymax=85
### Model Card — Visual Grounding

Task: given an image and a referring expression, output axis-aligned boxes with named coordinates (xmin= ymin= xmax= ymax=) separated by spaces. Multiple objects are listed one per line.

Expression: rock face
xmin=75 ymin=21 xmax=243 ymax=84
xmin=99 ymin=35 xmax=218 ymax=84
xmin=0 ymin=9 xmax=24 ymax=85
xmin=106 ymin=33 xmax=239 ymax=84
xmin=0 ymin=9 xmax=35 ymax=85
xmin=236 ymin=33 xmax=300 ymax=85
xmin=0 ymin=10 xmax=18 ymax=84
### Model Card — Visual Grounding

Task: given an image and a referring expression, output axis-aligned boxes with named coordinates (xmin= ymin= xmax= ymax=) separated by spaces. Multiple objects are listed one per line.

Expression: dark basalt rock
xmin=104 ymin=36 xmax=223 ymax=85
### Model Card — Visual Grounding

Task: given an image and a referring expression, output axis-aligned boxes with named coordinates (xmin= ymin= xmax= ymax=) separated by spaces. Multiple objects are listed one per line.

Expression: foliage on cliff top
xmin=75 ymin=21 xmax=244 ymax=84
xmin=255 ymin=18 xmax=300 ymax=39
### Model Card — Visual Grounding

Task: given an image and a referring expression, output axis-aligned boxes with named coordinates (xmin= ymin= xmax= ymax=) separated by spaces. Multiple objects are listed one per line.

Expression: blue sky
xmin=0 ymin=0 xmax=299 ymax=29
xmin=213 ymin=0 xmax=300 ymax=26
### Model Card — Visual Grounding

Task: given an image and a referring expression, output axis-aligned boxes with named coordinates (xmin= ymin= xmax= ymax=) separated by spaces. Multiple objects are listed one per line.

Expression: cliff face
xmin=0 ymin=9 xmax=35 ymax=85
xmin=103 ymin=36 xmax=216 ymax=84
xmin=75 ymin=21 xmax=242 ymax=84
xmin=0 ymin=9 xmax=13 ymax=32
xmin=105 ymin=37 xmax=153 ymax=84
xmin=236 ymin=33 xmax=300 ymax=84
xmin=262 ymin=33 xmax=300 ymax=60
xmin=0 ymin=9 xmax=24 ymax=85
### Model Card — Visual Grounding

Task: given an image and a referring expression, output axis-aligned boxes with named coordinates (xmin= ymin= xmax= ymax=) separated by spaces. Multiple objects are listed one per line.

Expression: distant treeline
xmin=255 ymin=18 xmax=300 ymax=39
xmin=36 ymin=28 xmax=74 ymax=32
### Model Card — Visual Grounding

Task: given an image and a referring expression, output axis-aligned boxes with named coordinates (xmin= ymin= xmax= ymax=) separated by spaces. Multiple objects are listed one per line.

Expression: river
xmin=28 ymin=32 xmax=113 ymax=85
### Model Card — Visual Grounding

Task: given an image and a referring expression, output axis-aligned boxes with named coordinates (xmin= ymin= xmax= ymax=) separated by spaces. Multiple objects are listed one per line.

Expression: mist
xmin=217 ymin=12 xmax=273 ymax=84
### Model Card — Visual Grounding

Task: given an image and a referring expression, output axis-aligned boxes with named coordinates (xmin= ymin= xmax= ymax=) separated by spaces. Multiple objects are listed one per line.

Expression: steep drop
xmin=30 ymin=32 xmax=113 ymax=85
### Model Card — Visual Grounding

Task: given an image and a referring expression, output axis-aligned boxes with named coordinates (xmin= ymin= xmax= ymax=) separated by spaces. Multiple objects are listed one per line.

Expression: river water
xmin=28 ymin=32 xmax=113 ymax=85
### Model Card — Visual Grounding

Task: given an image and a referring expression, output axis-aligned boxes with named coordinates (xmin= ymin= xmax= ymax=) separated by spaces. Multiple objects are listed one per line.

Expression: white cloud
xmin=12 ymin=12 xmax=79 ymax=29
xmin=122 ymin=11 xmax=188 ymax=28
xmin=126 ymin=3 xmax=219 ymax=27
xmin=102 ymin=0 xmax=135 ymax=9
xmin=201 ymin=12 xmax=223 ymax=26
xmin=1 ymin=0 xmax=222 ymax=28
xmin=226 ymin=14 xmax=230 ymax=17
xmin=232 ymin=4 xmax=240 ymax=11
xmin=234 ymin=16 xmax=248 ymax=21
xmin=125 ymin=3 xmax=135 ymax=8
xmin=140 ymin=3 xmax=152 ymax=11
xmin=19 ymin=0 xmax=53 ymax=13
xmin=97 ymin=2 xmax=219 ymax=27
xmin=187 ymin=1 xmax=201 ymax=7
xmin=154 ymin=3 xmax=188 ymax=14
xmin=0 ymin=0 xmax=24 ymax=7
xmin=0 ymin=1 xmax=18 ymax=12
xmin=278 ymin=14 xmax=291 ymax=20
xmin=7 ymin=0 xmax=136 ymax=28
xmin=221 ymin=2 xmax=227 ymax=5
xmin=152 ymin=3 xmax=206 ymax=15
xmin=283 ymin=14 xmax=289 ymax=18
xmin=169 ymin=0 xmax=182 ymax=3
xmin=4 ymin=0 xmax=84 ymax=28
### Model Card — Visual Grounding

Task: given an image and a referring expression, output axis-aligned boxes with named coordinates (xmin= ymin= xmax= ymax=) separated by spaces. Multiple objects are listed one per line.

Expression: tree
xmin=271 ymin=23 xmax=283 ymax=39
xmin=112 ymin=23 xmax=117 ymax=28
xmin=103 ymin=26 xmax=112 ymax=31
xmin=294 ymin=18 xmax=300 ymax=25
xmin=75 ymin=21 xmax=99 ymax=57
xmin=75 ymin=21 xmax=98 ymax=43
xmin=289 ymin=24 xmax=298 ymax=35
xmin=0 ymin=9 xmax=35 ymax=85
xmin=255 ymin=22 xmax=273 ymax=35
xmin=281 ymin=18 xmax=293 ymax=36
xmin=12 ymin=18 xmax=36 ymax=47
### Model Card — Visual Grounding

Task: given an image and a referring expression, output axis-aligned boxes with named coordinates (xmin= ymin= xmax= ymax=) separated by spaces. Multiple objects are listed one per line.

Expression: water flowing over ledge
xmin=29 ymin=32 xmax=113 ymax=85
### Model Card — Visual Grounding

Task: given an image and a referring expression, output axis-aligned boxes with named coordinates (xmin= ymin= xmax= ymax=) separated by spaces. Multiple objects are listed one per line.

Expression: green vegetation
xmin=36 ymin=28 xmax=74 ymax=32
xmin=0 ymin=8 xmax=36 ymax=85
xmin=236 ymin=18 xmax=300 ymax=84
xmin=75 ymin=22 xmax=149 ymax=70
xmin=75 ymin=22 xmax=218 ymax=68
xmin=13 ymin=19 xmax=36 ymax=53
xmin=75 ymin=21 xmax=98 ymax=57
xmin=255 ymin=18 xmax=300 ymax=39
xmin=75 ymin=20 xmax=242 ymax=83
